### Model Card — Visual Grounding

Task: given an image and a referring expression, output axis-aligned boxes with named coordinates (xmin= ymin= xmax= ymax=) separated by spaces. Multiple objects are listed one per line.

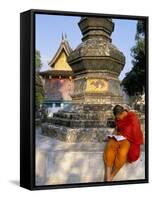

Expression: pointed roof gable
xmin=48 ymin=36 xmax=72 ymax=68
xmin=39 ymin=35 xmax=73 ymax=77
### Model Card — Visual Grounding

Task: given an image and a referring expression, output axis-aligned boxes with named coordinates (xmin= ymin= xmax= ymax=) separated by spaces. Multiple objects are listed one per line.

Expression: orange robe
xmin=104 ymin=138 xmax=130 ymax=170
xmin=116 ymin=111 xmax=143 ymax=163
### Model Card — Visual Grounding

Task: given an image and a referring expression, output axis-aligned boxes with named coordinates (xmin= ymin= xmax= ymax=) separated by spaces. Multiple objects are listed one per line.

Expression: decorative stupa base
xmin=71 ymin=93 xmax=123 ymax=104
xmin=42 ymin=123 xmax=114 ymax=143
xmin=41 ymin=103 xmax=126 ymax=143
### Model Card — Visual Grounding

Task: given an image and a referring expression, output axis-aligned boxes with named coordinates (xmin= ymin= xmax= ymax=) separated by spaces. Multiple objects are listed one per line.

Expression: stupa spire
xmin=78 ymin=17 xmax=114 ymax=42
xmin=68 ymin=17 xmax=125 ymax=105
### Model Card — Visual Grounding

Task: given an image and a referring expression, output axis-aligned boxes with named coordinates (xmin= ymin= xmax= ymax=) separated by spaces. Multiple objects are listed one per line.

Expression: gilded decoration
xmin=86 ymin=79 xmax=108 ymax=93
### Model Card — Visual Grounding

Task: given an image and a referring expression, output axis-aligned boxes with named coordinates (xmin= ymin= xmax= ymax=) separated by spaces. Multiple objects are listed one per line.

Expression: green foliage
xmin=136 ymin=20 xmax=145 ymax=40
xmin=35 ymin=50 xmax=42 ymax=71
xmin=35 ymin=85 xmax=44 ymax=107
xmin=35 ymin=50 xmax=44 ymax=107
xmin=121 ymin=20 xmax=145 ymax=97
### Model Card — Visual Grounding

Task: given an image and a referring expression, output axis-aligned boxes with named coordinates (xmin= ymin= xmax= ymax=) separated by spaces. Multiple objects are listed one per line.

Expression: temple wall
xmin=44 ymin=78 xmax=74 ymax=101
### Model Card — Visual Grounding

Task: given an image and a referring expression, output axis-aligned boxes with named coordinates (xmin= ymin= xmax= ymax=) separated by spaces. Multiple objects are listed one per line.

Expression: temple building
xmin=39 ymin=35 xmax=74 ymax=113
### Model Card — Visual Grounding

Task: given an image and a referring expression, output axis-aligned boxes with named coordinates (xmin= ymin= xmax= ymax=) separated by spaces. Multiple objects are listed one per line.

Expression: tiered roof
xmin=39 ymin=34 xmax=73 ymax=78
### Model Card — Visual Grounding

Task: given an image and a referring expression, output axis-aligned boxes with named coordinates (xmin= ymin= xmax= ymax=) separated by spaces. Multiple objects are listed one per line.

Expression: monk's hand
xmin=117 ymin=131 xmax=122 ymax=135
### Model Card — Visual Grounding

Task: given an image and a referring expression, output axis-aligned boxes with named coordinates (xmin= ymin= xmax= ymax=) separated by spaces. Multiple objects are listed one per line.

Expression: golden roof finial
xmin=65 ymin=33 xmax=67 ymax=40
xmin=62 ymin=32 xmax=64 ymax=41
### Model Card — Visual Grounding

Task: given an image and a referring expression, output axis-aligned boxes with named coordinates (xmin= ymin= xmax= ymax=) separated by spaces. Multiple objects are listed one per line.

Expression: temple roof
xmin=48 ymin=34 xmax=72 ymax=67
xmin=40 ymin=34 xmax=73 ymax=77
xmin=39 ymin=70 xmax=73 ymax=77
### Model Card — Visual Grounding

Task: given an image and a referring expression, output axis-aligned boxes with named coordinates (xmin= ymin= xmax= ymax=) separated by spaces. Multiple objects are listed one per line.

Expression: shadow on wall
xmin=36 ymin=136 xmax=145 ymax=185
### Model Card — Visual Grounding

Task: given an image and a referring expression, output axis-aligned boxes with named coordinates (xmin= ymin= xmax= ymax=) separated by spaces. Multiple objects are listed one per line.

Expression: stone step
xmin=53 ymin=111 xmax=111 ymax=120
xmin=41 ymin=123 xmax=114 ymax=142
xmin=48 ymin=117 xmax=106 ymax=128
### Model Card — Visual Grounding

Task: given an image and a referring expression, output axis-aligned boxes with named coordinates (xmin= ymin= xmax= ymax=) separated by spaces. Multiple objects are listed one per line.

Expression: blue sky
xmin=36 ymin=14 xmax=137 ymax=80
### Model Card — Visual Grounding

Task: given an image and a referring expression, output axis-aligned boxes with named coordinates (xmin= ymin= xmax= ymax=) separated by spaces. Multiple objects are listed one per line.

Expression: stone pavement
xmin=35 ymin=126 xmax=145 ymax=186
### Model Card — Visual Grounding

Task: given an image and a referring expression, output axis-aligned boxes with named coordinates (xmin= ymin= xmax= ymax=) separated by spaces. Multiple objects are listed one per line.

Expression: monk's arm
xmin=115 ymin=126 xmax=122 ymax=135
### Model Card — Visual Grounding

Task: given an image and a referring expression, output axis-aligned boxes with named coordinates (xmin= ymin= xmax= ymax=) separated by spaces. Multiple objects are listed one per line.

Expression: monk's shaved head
xmin=113 ymin=105 xmax=124 ymax=116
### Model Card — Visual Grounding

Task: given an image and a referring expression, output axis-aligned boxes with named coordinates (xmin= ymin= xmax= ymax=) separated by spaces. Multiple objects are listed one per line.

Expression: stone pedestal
xmin=42 ymin=103 xmax=116 ymax=142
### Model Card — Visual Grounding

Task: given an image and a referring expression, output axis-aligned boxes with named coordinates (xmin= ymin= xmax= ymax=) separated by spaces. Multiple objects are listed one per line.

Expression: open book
xmin=108 ymin=134 xmax=126 ymax=141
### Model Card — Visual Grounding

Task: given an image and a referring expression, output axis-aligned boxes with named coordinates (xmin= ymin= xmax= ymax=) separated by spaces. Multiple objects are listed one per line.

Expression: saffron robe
xmin=116 ymin=111 xmax=143 ymax=163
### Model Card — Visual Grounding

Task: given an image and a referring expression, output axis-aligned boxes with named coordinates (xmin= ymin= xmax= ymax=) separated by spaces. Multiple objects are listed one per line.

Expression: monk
xmin=104 ymin=105 xmax=143 ymax=181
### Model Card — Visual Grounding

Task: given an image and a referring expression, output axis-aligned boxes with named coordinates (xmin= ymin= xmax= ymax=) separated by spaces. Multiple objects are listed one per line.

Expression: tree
xmin=121 ymin=20 xmax=145 ymax=97
xmin=35 ymin=50 xmax=42 ymax=71
xmin=35 ymin=50 xmax=44 ymax=108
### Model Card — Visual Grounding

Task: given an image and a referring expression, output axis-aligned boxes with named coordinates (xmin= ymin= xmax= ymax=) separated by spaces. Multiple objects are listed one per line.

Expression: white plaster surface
xmin=36 ymin=127 xmax=145 ymax=186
